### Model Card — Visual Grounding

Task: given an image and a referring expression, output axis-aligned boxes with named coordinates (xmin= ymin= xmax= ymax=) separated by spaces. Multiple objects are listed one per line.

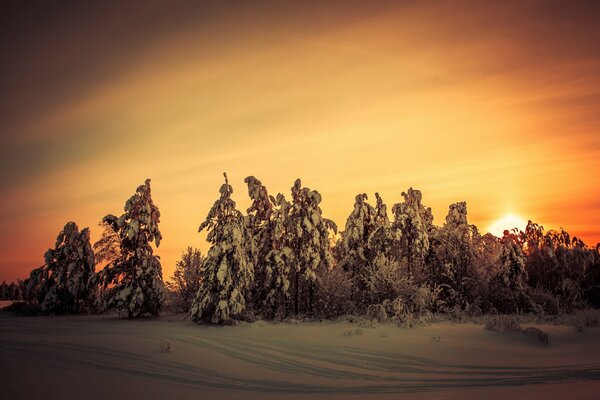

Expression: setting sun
xmin=487 ymin=214 xmax=528 ymax=237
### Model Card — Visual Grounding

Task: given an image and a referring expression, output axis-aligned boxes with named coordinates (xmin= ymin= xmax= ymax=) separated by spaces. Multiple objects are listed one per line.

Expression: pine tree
xmin=428 ymin=202 xmax=480 ymax=310
xmin=288 ymin=179 xmax=336 ymax=316
xmin=498 ymin=230 xmax=528 ymax=292
xmin=166 ymin=247 xmax=204 ymax=312
xmin=190 ymin=173 xmax=253 ymax=324
xmin=494 ymin=230 xmax=535 ymax=313
xmin=338 ymin=193 xmax=377 ymax=308
xmin=367 ymin=193 xmax=395 ymax=261
xmin=391 ymin=188 xmax=433 ymax=276
xmin=24 ymin=222 xmax=96 ymax=313
xmin=97 ymin=179 xmax=165 ymax=318
xmin=261 ymin=193 xmax=293 ymax=319
xmin=243 ymin=176 xmax=273 ymax=312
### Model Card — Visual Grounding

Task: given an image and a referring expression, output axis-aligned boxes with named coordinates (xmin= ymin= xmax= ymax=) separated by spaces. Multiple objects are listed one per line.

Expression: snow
xmin=1 ymin=313 xmax=600 ymax=400
xmin=96 ymin=179 xmax=165 ymax=318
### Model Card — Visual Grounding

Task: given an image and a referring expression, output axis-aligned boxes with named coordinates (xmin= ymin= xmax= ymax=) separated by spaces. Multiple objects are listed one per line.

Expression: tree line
xmin=5 ymin=174 xmax=600 ymax=323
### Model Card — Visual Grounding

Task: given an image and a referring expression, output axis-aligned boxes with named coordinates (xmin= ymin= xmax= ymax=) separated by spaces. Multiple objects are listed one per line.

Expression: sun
xmin=487 ymin=214 xmax=527 ymax=237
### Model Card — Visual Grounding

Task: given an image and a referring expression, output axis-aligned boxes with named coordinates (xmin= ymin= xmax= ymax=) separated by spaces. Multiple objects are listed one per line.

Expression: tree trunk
xmin=294 ymin=270 xmax=299 ymax=315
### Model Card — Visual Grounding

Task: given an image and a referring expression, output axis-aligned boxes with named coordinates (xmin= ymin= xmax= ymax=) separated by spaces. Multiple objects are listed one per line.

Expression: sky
xmin=1 ymin=0 xmax=599 ymax=283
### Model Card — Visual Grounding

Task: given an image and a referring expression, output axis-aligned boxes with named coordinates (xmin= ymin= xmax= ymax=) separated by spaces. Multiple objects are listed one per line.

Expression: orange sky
xmin=1 ymin=0 xmax=599 ymax=282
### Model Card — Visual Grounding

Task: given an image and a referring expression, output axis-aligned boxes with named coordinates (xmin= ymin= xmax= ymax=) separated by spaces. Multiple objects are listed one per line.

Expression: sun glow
xmin=487 ymin=214 xmax=527 ymax=237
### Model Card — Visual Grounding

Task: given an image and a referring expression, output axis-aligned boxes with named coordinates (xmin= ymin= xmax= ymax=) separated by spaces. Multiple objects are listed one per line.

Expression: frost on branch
xmin=25 ymin=222 xmax=96 ymax=313
xmin=499 ymin=231 xmax=528 ymax=292
xmin=428 ymin=202 xmax=480 ymax=311
xmin=96 ymin=179 xmax=165 ymax=318
xmin=391 ymin=188 xmax=433 ymax=275
xmin=288 ymin=179 xmax=337 ymax=316
xmin=490 ymin=230 xmax=535 ymax=313
xmin=243 ymin=176 xmax=274 ymax=313
xmin=337 ymin=193 xmax=378 ymax=308
xmin=259 ymin=193 xmax=295 ymax=319
xmin=190 ymin=173 xmax=254 ymax=324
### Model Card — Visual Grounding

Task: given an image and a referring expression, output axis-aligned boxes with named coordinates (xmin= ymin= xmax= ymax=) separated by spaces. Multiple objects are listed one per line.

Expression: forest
xmin=2 ymin=174 xmax=600 ymax=325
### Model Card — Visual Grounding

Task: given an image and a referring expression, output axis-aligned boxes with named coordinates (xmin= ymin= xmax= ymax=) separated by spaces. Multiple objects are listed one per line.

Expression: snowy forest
xmin=4 ymin=175 xmax=600 ymax=324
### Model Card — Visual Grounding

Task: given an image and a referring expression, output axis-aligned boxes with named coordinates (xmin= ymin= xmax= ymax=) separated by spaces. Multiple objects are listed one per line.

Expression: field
xmin=1 ymin=310 xmax=600 ymax=399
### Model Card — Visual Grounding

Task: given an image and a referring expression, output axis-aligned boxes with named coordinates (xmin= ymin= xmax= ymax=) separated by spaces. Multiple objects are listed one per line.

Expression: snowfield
xmin=1 ymin=312 xmax=600 ymax=400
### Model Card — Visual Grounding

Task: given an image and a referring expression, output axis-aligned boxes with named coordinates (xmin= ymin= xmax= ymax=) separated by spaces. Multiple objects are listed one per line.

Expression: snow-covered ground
xmin=0 ymin=300 xmax=13 ymax=309
xmin=1 ymin=313 xmax=599 ymax=399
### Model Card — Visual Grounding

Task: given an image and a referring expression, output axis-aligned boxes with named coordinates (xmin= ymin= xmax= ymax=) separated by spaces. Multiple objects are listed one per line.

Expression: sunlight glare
xmin=487 ymin=214 xmax=527 ymax=237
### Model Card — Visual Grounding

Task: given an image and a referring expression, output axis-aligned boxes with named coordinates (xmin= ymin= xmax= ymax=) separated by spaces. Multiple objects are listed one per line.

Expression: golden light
xmin=487 ymin=214 xmax=527 ymax=237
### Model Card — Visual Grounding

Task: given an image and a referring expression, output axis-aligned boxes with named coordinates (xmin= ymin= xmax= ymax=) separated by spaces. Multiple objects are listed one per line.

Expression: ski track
xmin=1 ymin=316 xmax=600 ymax=394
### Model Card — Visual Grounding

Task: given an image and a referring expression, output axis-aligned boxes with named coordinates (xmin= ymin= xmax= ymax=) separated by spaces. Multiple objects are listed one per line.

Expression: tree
xmin=166 ymin=247 xmax=204 ymax=312
xmin=97 ymin=179 xmax=165 ymax=318
xmin=288 ymin=179 xmax=337 ymax=316
xmin=427 ymin=202 xmax=480 ymax=311
xmin=367 ymin=193 xmax=395 ymax=262
xmin=243 ymin=176 xmax=274 ymax=312
xmin=93 ymin=220 xmax=122 ymax=266
xmin=520 ymin=221 xmax=591 ymax=311
xmin=23 ymin=222 xmax=96 ymax=313
xmin=337 ymin=193 xmax=377 ymax=308
xmin=391 ymin=188 xmax=433 ymax=276
xmin=494 ymin=230 xmax=533 ymax=313
xmin=261 ymin=193 xmax=294 ymax=319
xmin=190 ymin=173 xmax=254 ymax=324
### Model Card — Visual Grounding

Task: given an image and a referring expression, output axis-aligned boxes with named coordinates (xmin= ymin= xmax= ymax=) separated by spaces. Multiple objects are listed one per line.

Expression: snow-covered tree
xmin=498 ymin=230 xmax=528 ymax=292
xmin=367 ymin=193 xmax=395 ymax=260
xmin=24 ymin=222 xmax=96 ymax=313
xmin=428 ymin=202 xmax=480 ymax=311
xmin=519 ymin=222 xmax=588 ymax=311
xmin=243 ymin=176 xmax=273 ymax=311
xmin=166 ymin=247 xmax=204 ymax=312
xmin=97 ymin=179 xmax=165 ymax=318
xmin=261 ymin=193 xmax=294 ymax=319
xmin=288 ymin=179 xmax=337 ymax=316
xmin=391 ymin=188 xmax=433 ymax=276
xmin=190 ymin=173 xmax=253 ymax=324
xmin=488 ymin=230 xmax=535 ymax=313
xmin=337 ymin=193 xmax=378 ymax=307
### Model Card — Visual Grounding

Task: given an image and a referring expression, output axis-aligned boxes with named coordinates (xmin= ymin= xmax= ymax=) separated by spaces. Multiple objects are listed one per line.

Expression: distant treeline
xmin=7 ymin=175 xmax=600 ymax=324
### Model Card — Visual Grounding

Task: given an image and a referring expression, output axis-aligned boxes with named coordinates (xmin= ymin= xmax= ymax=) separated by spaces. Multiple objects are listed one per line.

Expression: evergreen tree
xmin=23 ymin=222 xmax=96 ymax=313
xmin=493 ymin=230 xmax=534 ymax=313
xmin=166 ymin=247 xmax=204 ymax=312
xmin=288 ymin=179 xmax=336 ymax=316
xmin=367 ymin=193 xmax=395 ymax=261
xmin=261 ymin=193 xmax=294 ymax=319
xmin=498 ymin=230 xmax=528 ymax=293
xmin=190 ymin=173 xmax=253 ymax=324
xmin=391 ymin=188 xmax=433 ymax=276
xmin=428 ymin=202 xmax=480 ymax=311
xmin=338 ymin=193 xmax=377 ymax=307
xmin=97 ymin=179 xmax=165 ymax=318
xmin=243 ymin=176 xmax=273 ymax=312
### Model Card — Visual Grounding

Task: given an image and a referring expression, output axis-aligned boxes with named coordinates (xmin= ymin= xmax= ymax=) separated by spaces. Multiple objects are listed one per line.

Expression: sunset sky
xmin=1 ymin=0 xmax=599 ymax=283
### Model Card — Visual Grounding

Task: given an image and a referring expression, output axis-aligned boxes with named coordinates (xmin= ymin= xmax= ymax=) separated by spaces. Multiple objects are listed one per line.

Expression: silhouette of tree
xmin=24 ymin=222 xmax=95 ymax=313
xmin=166 ymin=247 xmax=204 ymax=312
